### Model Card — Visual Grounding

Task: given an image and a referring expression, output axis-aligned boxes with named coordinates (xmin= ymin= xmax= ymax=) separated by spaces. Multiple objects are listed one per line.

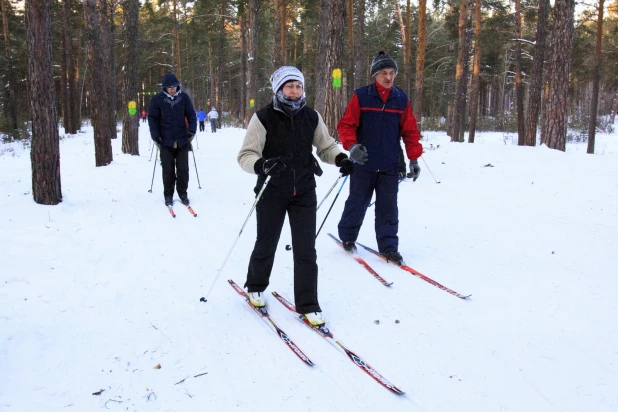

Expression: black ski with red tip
xmin=272 ymin=291 xmax=405 ymax=395
xmin=355 ymin=241 xmax=471 ymax=300
xmin=327 ymin=233 xmax=392 ymax=287
xmin=228 ymin=280 xmax=314 ymax=366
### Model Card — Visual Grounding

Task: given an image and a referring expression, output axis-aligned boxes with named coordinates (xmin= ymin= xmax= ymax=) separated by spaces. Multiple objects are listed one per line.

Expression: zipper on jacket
xmin=291 ymin=116 xmax=297 ymax=197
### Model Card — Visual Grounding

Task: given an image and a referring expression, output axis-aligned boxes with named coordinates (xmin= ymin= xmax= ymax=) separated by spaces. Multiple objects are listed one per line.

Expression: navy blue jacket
xmin=148 ymin=78 xmax=196 ymax=149
xmin=349 ymin=83 xmax=409 ymax=171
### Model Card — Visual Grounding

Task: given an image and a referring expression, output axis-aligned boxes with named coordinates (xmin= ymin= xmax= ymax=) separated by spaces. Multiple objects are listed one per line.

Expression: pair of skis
xmin=166 ymin=202 xmax=197 ymax=218
xmin=228 ymin=279 xmax=405 ymax=395
xmin=328 ymin=233 xmax=471 ymax=300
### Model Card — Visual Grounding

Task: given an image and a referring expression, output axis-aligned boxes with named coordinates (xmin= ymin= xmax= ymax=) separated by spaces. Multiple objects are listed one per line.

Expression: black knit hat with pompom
xmin=370 ymin=51 xmax=398 ymax=77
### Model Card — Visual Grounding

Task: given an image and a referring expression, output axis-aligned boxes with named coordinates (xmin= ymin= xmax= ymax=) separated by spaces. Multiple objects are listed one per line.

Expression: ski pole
xmin=315 ymin=175 xmax=348 ymax=239
xmin=148 ymin=148 xmax=158 ymax=193
xmin=190 ymin=142 xmax=202 ymax=189
xmin=317 ymin=174 xmax=342 ymax=212
xmin=149 ymin=141 xmax=155 ymax=161
xmin=420 ymin=156 xmax=441 ymax=184
xmin=202 ymin=176 xmax=272 ymax=302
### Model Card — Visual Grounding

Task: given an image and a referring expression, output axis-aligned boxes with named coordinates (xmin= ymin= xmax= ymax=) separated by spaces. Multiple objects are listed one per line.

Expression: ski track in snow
xmin=1 ymin=124 xmax=617 ymax=411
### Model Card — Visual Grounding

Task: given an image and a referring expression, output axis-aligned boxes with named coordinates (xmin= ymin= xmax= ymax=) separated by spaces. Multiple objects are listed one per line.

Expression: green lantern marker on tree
xmin=250 ymin=99 xmax=255 ymax=108
xmin=332 ymin=68 xmax=342 ymax=88
xmin=128 ymin=100 xmax=137 ymax=116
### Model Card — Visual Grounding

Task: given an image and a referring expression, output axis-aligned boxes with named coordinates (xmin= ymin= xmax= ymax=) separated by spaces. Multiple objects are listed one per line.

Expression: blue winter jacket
xmin=354 ymin=83 xmax=409 ymax=171
xmin=148 ymin=74 xmax=197 ymax=149
xmin=197 ymin=110 xmax=206 ymax=121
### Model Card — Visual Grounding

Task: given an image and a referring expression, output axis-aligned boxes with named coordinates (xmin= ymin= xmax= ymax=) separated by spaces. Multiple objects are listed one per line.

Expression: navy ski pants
xmin=338 ymin=167 xmax=399 ymax=253
xmin=245 ymin=188 xmax=321 ymax=314
xmin=160 ymin=144 xmax=189 ymax=198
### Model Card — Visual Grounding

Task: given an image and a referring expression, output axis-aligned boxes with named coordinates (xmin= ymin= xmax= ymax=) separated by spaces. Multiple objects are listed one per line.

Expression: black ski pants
xmin=160 ymin=144 xmax=189 ymax=198
xmin=199 ymin=121 xmax=205 ymax=132
xmin=245 ymin=188 xmax=320 ymax=314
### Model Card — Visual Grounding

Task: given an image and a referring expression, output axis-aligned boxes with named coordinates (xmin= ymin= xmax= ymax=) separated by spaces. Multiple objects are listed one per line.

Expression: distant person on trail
xmin=336 ymin=51 xmax=422 ymax=265
xmin=148 ymin=73 xmax=197 ymax=207
xmin=141 ymin=109 xmax=147 ymax=123
xmin=207 ymin=107 xmax=219 ymax=133
xmin=237 ymin=66 xmax=354 ymax=327
xmin=197 ymin=109 xmax=206 ymax=132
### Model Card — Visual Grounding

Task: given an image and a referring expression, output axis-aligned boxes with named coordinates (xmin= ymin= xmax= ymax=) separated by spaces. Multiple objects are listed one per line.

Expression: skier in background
xmin=197 ymin=108 xmax=206 ymax=132
xmin=207 ymin=107 xmax=219 ymax=133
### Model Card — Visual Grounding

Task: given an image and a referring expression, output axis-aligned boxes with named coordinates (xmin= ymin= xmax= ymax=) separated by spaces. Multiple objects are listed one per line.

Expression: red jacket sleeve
xmin=337 ymin=93 xmax=361 ymax=151
xmin=400 ymin=101 xmax=423 ymax=160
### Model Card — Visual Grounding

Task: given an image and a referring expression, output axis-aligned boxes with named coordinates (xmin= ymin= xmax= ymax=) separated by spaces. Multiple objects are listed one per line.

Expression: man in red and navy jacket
xmin=336 ymin=51 xmax=423 ymax=264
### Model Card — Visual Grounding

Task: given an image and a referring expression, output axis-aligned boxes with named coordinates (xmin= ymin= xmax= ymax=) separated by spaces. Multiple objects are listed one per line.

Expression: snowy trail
xmin=1 ymin=124 xmax=617 ymax=411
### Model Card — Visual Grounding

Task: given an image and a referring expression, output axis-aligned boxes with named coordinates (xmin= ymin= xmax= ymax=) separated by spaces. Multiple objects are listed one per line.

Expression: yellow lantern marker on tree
xmin=128 ymin=100 xmax=137 ymax=116
xmin=332 ymin=68 xmax=342 ymax=88
xmin=250 ymin=99 xmax=255 ymax=108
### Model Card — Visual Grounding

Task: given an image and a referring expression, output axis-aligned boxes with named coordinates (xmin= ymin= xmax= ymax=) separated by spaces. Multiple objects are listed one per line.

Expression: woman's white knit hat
xmin=270 ymin=66 xmax=305 ymax=93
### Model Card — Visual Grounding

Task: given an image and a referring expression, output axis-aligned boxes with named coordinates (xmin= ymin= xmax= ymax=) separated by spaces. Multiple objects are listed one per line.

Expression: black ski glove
xmin=255 ymin=156 xmax=287 ymax=177
xmin=153 ymin=137 xmax=162 ymax=148
xmin=335 ymin=153 xmax=353 ymax=176
xmin=409 ymin=159 xmax=421 ymax=181
xmin=187 ymin=130 xmax=195 ymax=141
xmin=349 ymin=144 xmax=368 ymax=165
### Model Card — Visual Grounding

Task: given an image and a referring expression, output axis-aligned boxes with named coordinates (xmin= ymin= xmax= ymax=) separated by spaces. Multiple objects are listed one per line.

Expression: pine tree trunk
xmin=514 ymin=0 xmax=525 ymax=145
xmin=451 ymin=0 xmax=469 ymax=142
xmin=314 ymin=0 xmax=345 ymax=138
xmin=541 ymin=0 xmax=575 ymax=151
xmin=121 ymin=0 xmax=139 ymax=155
xmin=61 ymin=0 xmax=77 ymax=135
xmin=413 ymin=0 xmax=427 ymax=131
xmin=525 ymin=0 xmax=549 ymax=146
xmin=587 ymin=0 xmax=604 ymax=154
xmin=2 ymin=0 xmax=18 ymax=132
xmin=353 ymin=0 xmax=365 ymax=89
xmin=84 ymin=0 xmax=113 ymax=166
xmin=468 ymin=0 xmax=481 ymax=143
xmin=347 ymin=0 xmax=354 ymax=100
xmin=217 ymin=0 xmax=227 ymax=110
xmin=26 ymin=0 xmax=62 ymax=205
xmin=405 ymin=0 xmax=411 ymax=96
xmin=394 ymin=1 xmax=406 ymax=94
xmin=245 ymin=0 xmax=259 ymax=125
xmin=273 ymin=0 xmax=283 ymax=67
xmin=98 ymin=0 xmax=117 ymax=139
xmin=173 ymin=0 xmax=181 ymax=78
xmin=239 ymin=1 xmax=247 ymax=124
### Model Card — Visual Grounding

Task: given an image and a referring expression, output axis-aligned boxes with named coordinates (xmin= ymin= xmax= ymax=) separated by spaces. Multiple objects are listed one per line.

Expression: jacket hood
xmin=161 ymin=74 xmax=181 ymax=91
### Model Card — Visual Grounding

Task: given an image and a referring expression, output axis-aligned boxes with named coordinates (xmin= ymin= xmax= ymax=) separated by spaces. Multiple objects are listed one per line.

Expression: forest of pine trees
xmin=3 ymin=0 xmax=618 ymax=203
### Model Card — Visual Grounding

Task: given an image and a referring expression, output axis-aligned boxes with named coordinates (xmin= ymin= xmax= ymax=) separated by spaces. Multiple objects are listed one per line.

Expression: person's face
xmin=375 ymin=68 xmax=396 ymax=89
xmin=166 ymin=85 xmax=178 ymax=94
xmin=281 ymin=81 xmax=304 ymax=99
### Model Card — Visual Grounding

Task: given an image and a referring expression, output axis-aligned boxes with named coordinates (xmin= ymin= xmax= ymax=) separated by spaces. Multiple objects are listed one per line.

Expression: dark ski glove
xmin=409 ymin=159 xmax=421 ymax=181
xmin=255 ymin=156 xmax=287 ymax=177
xmin=335 ymin=153 xmax=353 ymax=176
xmin=153 ymin=137 xmax=162 ymax=148
xmin=349 ymin=144 xmax=368 ymax=165
xmin=187 ymin=130 xmax=195 ymax=141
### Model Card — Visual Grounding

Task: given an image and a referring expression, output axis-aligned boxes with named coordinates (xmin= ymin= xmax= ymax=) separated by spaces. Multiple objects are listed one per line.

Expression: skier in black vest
xmin=237 ymin=66 xmax=353 ymax=326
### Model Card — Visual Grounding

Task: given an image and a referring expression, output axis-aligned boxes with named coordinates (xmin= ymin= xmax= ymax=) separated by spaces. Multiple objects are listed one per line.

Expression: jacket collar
xmin=367 ymin=82 xmax=400 ymax=101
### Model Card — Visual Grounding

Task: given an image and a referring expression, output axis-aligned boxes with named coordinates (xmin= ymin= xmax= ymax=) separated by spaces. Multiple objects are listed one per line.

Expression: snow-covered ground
xmin=1 ymin=123 xmax=617 ymax=412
